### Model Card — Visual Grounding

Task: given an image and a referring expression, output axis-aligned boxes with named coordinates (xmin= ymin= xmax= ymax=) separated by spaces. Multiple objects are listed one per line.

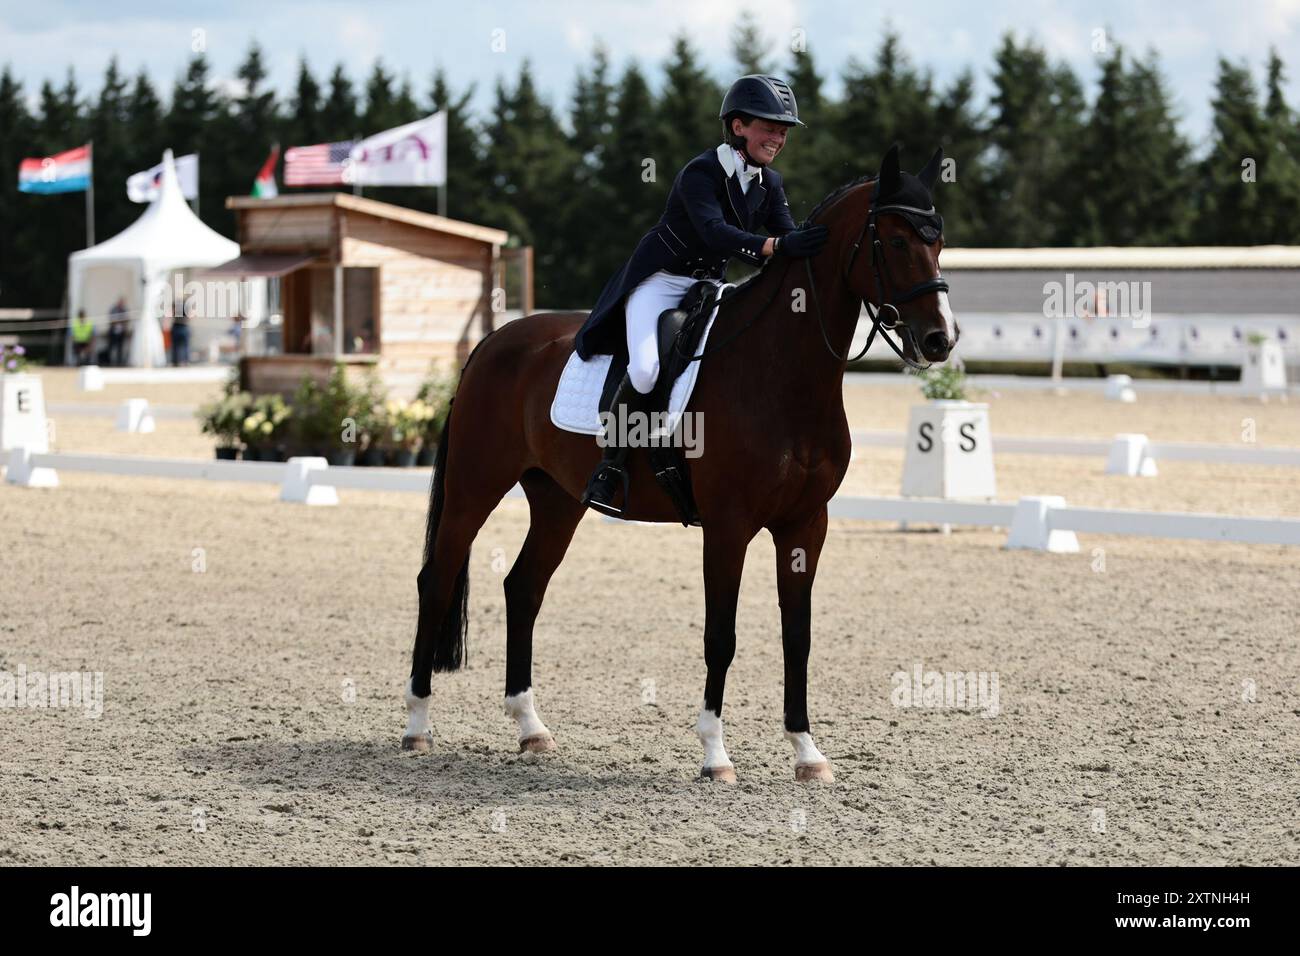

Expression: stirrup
xmin=581 ymin=461 xmax=631 ymax=517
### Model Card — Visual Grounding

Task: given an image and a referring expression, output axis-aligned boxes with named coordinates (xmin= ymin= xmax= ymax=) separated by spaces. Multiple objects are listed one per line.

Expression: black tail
xmin=420 ymin=397 xmax=470 ymax=674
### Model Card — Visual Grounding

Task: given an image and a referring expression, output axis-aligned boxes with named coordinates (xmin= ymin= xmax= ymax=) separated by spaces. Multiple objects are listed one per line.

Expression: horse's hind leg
xmin=404 ymin=406 xmax=523 ymax=751
xmin=502 ymin=470 xmax=585 ymax=753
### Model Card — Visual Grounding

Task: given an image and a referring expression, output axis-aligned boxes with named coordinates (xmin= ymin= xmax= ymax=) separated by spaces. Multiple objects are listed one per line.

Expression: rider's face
xmin=733 ymin=118 xmax=789 ymax=164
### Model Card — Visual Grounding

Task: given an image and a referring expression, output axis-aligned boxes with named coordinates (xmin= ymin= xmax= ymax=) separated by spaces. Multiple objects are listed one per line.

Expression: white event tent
xmin=66 ymin=150 xmax=239 ymax=367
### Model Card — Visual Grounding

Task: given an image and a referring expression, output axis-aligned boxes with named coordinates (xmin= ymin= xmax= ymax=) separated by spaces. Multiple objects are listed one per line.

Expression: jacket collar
xmin=715 ymin=143 xmax=763 ymax=185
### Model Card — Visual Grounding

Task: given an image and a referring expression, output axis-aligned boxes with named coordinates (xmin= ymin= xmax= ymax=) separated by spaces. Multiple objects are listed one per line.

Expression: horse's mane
xmin=805 ymin=173 xmax=876 ymax=224
xmin=724 ymin=172 xmax=877 ymax=306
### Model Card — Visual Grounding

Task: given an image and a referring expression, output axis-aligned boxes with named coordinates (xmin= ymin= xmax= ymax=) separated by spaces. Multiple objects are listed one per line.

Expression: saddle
xmin=597 ymin=279 xmax=719 ymax=526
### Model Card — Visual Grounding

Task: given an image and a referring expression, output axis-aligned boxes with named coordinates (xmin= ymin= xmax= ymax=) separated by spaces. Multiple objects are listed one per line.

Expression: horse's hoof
xmin=519 ymin=733 xmax=556 ymax=754
xmin=401 ymin=732 xmax=434 ymax=753
xmin=795 ymin=761 xmax=834 ymax=783
xmin=699 ymin=764 xmax=738 ymax=784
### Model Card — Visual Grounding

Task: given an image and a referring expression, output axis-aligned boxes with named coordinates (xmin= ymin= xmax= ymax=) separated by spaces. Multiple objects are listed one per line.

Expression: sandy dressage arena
xmin=2 ymin=370 xmax=1298 ymax=866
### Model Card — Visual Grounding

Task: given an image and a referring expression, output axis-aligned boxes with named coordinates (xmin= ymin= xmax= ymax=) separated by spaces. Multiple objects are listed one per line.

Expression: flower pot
xmin=242 ymin=446 xmax=262 ymax=461
xmin=392 ymin=449 xmax=417 ymax=468
xmin=416 ymin=445 xmax=436 ymax=467
xmin=361 ymin=447 xmax=387 ymax=467
xmin=327 ymin=447 xmax=356 ymax=467
xmin=215 ymin=446 xmax=238 ymax=460
xmin=262 ymin=446 xmax=287 ymax=463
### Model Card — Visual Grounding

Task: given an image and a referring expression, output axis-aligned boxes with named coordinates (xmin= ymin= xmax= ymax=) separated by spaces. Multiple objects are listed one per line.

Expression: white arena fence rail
xmin=851 ymin=430 xmax=1300 ymax=468
xmin=7 ymin=449 xmax=1300 ymax=552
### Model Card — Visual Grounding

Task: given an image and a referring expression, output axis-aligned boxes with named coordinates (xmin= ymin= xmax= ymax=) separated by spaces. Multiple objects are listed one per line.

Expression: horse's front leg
xmin=772 ymin=507 xmax=834 ymax=782
xmin=695 ymin=520 xmax=756 ymax=783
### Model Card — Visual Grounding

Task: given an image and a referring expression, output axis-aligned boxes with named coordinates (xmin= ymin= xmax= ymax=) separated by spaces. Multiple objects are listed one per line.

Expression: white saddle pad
xmin=550 ymin=286 xmax=730 ymax=436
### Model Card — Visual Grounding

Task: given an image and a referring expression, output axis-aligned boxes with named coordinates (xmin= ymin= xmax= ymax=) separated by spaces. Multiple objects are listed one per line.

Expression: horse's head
xmin=843 ymin=144 xmax=958 ymax=366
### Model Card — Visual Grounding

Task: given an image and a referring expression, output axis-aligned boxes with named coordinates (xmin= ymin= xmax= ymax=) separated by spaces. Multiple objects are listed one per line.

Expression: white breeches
xmin=625 ymin=270 xmax=720 ymax=395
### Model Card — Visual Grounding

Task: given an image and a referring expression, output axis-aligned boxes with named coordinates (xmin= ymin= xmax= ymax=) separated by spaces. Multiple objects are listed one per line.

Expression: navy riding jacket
xmin=574 ymin=144 xmax=799 ymax=359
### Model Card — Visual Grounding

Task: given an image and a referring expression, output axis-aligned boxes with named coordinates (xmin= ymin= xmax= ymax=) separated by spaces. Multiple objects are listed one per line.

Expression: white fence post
xmin=1105 ymin=433 xmax=1158 ymax=477
xmin=279 ymin=456 xmax=337 ymax=506
xmin=1005 ymin=496 xmax=1079 ymax=552
xmin=4 ymin=446 xmax=59 ymax=488
xmin=114 ymin=399 xmax=156 ymax=433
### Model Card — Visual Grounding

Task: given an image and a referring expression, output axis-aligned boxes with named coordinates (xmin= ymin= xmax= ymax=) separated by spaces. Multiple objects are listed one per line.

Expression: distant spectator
xmin=107 ymin=297 xmax=128 ymax=366
xmin=170 ymin=298 xmax=190 ymax=366
xmin=71 ymin=309 xmax=94 ymax=365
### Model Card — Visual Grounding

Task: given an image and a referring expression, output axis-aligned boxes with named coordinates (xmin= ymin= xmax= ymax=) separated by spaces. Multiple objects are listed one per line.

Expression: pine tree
xmin=429 ymin=67 xmax=483 ymax=221
xmin=231 ymin=43 xmax=279 ymax=203
xmin=1193 ymin=57 xmax=1265 ymax=244
xmin=287 ymin=58 xmax=322 ymax=147
xmin=731 ymin=12 xmax=773 ymax=76
xmin=985 ymin=34 xmax=1087 ymax=246
xmin=320 ymin=64 xmax=359 ymax=142
xmin=658 ymin=34 xmax=723 ymax=179
xmin=1258 ymin=49 xmax=1300 ymax=243
xmin=0 ymin=67 xmax=36 ymax=306
xmin=88 ymin=58 xmax=134 ymax=242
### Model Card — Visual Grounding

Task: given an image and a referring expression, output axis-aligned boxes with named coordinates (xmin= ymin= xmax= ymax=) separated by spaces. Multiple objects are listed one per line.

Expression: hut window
xmin=343 ymin=267 xmax=379 ymax=355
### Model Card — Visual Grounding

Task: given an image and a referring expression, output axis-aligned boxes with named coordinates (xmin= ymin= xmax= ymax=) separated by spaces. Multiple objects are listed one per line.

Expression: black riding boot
xmin=581 ymin=373 xmax=649 ymax=516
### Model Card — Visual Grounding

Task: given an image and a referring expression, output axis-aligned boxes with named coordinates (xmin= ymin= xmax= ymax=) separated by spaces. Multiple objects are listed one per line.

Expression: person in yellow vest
xmin=71 ymin=309 xmax=94 ymax=366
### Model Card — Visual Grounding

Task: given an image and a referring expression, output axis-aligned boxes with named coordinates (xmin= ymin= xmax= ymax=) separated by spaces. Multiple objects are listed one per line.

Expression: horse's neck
xmin=744 ymin=249 xmax=860 ymax=416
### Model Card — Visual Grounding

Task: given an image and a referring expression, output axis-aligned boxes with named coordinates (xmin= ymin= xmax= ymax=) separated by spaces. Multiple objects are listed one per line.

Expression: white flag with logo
xmin=127 ymin=153 xmax=199 ymax=202
xmin=349 ymin=113 xmax=446 ymax=187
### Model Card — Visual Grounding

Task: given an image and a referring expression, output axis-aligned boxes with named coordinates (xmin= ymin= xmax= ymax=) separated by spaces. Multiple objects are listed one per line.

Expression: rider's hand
xmin=773 ymin=223 xmax=829 ymax=258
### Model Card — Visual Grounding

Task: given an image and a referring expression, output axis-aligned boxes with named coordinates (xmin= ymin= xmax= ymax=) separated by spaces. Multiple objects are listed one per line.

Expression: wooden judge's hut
xmin=213 ymin=193 xmax=525 ymax=399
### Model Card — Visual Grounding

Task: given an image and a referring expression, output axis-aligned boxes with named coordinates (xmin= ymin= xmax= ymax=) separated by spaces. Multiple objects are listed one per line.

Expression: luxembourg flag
xmin=18 ymin=144 xmax=92 ymax=194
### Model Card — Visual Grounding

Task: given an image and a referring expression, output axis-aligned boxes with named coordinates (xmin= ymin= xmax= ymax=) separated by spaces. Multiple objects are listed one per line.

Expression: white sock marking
xmin=696 ymin=706 xmax=733 ymax=770
xmin=504 ymin=688 xmax=550 ymax=741
xmin=403 ymin=677 xmax=431 ymax=739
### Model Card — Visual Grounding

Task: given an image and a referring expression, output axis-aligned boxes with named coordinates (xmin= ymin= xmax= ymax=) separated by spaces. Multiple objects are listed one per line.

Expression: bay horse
xmin=402 ymin=144 xmax=958 ymax=782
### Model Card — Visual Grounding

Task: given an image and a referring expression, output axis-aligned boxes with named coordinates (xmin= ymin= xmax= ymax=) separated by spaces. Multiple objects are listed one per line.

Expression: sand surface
xmin=1 ymin=369 xmax=1296 ymax=865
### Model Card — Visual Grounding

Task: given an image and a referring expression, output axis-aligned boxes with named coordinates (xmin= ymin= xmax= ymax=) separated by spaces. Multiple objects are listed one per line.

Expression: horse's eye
xmin=889 ymin=236 xmax=906 ymax=249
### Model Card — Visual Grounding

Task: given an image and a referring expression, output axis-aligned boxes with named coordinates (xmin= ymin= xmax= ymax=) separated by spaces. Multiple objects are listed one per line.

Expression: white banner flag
xmin=348 ymin=113 xmax=446 ymax=187
xmin=127 ymin=153 xmax=199 ymax=203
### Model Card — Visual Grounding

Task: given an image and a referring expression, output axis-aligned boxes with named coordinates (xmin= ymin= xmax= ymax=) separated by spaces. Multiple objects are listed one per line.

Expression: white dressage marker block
xmin=1005 ymin=496 xmax=1078 ymax=553
xmin=901 ymin=401 xmax=996 ymax=499
xmin=114 ymin=398 xmax=156 ymax=433
xmin=1105 ymin=433 xmax=1158 ymax=477
xmin=280 ymin=457 xmax=338 ymax=506
xmin=77 ymin=365 xmax=105 ymax=392
xmin=1104 ymin=374 xmax=1137 ymax=403
xmin=4 ymin=446 xmax=58 ymax=488
xmin=1240 ymin=342 xmax=1288 ymax=395
xmin=1 ymin=373 xmax=50 ymax=454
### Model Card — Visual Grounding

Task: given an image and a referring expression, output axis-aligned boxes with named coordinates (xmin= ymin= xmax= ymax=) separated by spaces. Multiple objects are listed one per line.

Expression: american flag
xmin=284 ymin=140 xmax=356 ymax=186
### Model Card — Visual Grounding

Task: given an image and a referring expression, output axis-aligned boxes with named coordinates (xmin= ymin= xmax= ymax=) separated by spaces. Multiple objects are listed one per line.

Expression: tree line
xmin=2 ymin=15 xmax=1298 ymax=312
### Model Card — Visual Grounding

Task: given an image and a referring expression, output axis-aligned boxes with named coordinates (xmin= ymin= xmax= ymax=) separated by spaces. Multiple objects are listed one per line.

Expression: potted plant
xmin=414 ymin=367 xmax=456 ymax=465
xmin=321 ymin=365 xmax=365 ymax=466
xmin=386 ymin=399 xmax=437 ymax=467
xmin=1 ymin=343 xmax=28 ymax=375
xmin=197 ymin=390 xmax=251 ymax=459
xmin=900 ymin=362 xmax=996 ymax=500
xmin=356 ymin=371 xmax=390 ymax=466
xmin=287 ymin=374 xmax=334 ymax=459
xmin=242 ymin=394 xmax=292 ymax=461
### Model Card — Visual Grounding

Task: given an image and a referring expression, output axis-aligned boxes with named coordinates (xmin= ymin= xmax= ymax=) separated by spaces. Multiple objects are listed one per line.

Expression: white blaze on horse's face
xmin=936 ymin=290 xmax=957 ymax=348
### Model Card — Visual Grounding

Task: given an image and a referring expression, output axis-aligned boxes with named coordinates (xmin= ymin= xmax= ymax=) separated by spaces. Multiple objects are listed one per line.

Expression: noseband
xmin=807 ymin=194 xmax=950 ymax=370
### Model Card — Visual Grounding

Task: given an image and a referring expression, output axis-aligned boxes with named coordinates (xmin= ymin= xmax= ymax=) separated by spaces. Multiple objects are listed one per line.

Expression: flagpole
xmin=438 ymin=183 xmax=446 ymax=218
xmin=85 ymin=141 xmax=95 ymax=247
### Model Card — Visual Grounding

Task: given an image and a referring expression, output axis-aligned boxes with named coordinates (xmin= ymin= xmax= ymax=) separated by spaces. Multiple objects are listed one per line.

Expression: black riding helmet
xmin=719 ymin=75 xmax=804 ymax=127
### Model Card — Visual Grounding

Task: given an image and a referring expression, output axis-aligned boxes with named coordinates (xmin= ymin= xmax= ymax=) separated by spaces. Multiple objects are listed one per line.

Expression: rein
xmin=675 ymin=183 xmax=948 ymax=369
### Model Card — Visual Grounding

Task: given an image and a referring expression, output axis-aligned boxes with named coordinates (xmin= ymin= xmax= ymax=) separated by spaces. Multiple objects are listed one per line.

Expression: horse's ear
xmin=878 ymin=142 xmax=901 ymax=195
xmin=918 ymin=147 xmax=944 ymax=191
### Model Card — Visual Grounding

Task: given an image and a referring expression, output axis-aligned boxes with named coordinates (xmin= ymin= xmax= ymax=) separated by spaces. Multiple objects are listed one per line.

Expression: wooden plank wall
xmin=342 ymin=213 xmax=493 ymax=397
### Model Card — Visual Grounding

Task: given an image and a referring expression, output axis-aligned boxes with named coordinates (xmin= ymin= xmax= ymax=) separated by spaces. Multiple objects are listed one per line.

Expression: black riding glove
xmin=773 ymin=223 xmax=829 ymax=258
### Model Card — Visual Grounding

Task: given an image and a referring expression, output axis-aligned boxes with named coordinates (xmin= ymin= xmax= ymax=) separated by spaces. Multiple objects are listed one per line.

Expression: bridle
xmin=806 ymin=187 xmax=949 ymax=370
xmin=676 ymin=181 xmax=950 ymax=369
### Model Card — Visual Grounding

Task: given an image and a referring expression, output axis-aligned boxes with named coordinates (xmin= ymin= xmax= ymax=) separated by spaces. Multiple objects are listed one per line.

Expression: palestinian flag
xmin=252 ymin=145 xmax=280 ymax=198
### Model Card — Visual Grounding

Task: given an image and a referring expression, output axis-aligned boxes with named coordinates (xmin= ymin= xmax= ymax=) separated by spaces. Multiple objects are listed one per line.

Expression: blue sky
xmin=2 ymin=0 xmax=1298 ymax=151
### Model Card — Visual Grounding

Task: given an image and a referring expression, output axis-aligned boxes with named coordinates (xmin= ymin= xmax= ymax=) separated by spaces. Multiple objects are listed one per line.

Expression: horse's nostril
xmin=923 ymin=331 xmax=951 ymax=356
